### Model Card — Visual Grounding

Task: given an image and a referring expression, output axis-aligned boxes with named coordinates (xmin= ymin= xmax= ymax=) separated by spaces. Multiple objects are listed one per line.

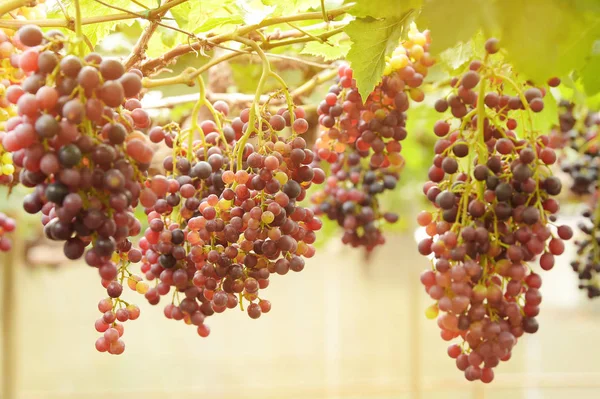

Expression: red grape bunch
xmin=550 ymin=102 xmax=600 ymax=297
xmin=0 ymin=212 xmax=16 ymax=252
xmin=1 ymin=27 xmax=29 ymax=185
xmin=552 ymin=101 xmax=600 ymax=195
xmin=417 ymin=38 xmax=570 ymax=382
xmin=136 ymin=97 xmax=324 ymax=337
xmin=0 ymin=24 xmax=156 ymax=354
xmin=312 ymin=27 xmax=434 ymax=251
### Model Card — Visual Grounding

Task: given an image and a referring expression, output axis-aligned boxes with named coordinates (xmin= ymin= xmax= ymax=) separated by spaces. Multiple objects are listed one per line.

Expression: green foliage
xmin=235 ymin=0 xmax=277 ymax=25
xmin=350 ymin=0 xmax=422 ymax=19
xmin=343 ymin=0 xmax=425 ymax=99
xmin=580 ymin=50 xmax=600 ymax=96
xmin=419 ymin=0 xmax=600 ymax=93
xmin=263 ymin=0 xmax=344 ymax=16
xmin=531 ymin=90 xmax=559 ymax=135
xmin=170 ymin=1 xmax=207 ymax=32
xmin=300 ymin=33 xmax=350 ymax=60
xmin=418 ymin=0 xmax=494 ymax=55
xmin=72 ymin=0 xmax=151 ymax=47
xmin=344 ymin=15 xmax=411 ymax=100
xmin=497 ymin=0 xmax=599 ymax=86
xmin=438 ymin=34 xmax=486 ymax=72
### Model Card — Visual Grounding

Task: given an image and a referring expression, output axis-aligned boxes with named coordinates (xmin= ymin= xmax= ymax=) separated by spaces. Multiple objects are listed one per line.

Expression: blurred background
xmin=2 ymin=211 xmax=600 ymax=399
xmin=1 ymin=1 xmax=600 ymax=398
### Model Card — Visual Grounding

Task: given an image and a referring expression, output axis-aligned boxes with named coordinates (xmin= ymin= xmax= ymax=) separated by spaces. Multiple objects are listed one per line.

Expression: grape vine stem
xmin=139 ymin=6 xmax=350 ymax=75
xmin=231 ymin=36 xmax=273 ymax=172
xmin=0 ymin=0 xmax=27 ymax=17
xmin=141 ymin=27 xmax=344 ymax=89
xmin=73 ymin=0 xmax=84 ymax=56
xmin=123 ymin=0 xmax=180 ymax=70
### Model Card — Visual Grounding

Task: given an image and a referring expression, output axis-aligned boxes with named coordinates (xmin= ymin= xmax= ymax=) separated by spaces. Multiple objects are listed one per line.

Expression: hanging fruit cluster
xmin=136 ymin=95 xmax=324 ymax=337
xmin=312 ymin=26 xmax=434 ymax=251
xmin=417 ymin=38 xmax=570 ymax=382
xmin=551 ymin=101 xmax=600 ymax=298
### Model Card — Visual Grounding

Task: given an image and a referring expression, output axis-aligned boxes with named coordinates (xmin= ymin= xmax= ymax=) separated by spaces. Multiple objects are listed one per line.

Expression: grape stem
xmin=197 ymin=77 xmax=231 ymax=152
xmin=73 ymin=0 xmax=84 ymax=56
xmin=285 ymin=22 xmax=330 ymax=45
xmin=138 ymin=9 xmax=350 ymax=75
xmin=141 ymin=31 xmax=340 ymax=88
xmin=0 ymin=0 xmax=26 ymax=17
xmin=320 ymin=0 xmax=329 ymax=24
xmin=188 ymin=82 xmax=206 ymax=162
xmin=264 ymin=21 xmax=346 ymax=41
xmin=123 ymin=0 xmax=182 ymax=70
xmin=231 ymin=36 xmax=274 ymax=172
xmin=476 ymin=66 xmax=487 ymax=166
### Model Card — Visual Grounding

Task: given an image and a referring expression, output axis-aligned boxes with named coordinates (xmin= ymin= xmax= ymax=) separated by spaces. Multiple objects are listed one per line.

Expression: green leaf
xmin=194 ymin=16 xmax=245 ymax=33
xmin=301 ymin=34 xmax=350 ymax=60
xmin=159 ymin=29 xmax=178 ymax=48
xmin=532 ymin=90 xmax=558 ymax=134
xmin=261 ymin=0 xmax=321 ymax=14
xmin=345 ymin=16 xmax=410 ymax=99
xmin=171 ymin=1 xmax=223 ymax=31
xmin=498 ymin=0 xmax=600 ymax=84
xmin=417 ymin=0 xmax=495 ymax=54
xmin=72 ymin=0 xmax=151 ymax=47
xmin=580 ymin=55 xmax=600 ymax=95
xmin=438 ymin=41 xmax=475 ymax=71
xmin=436 ymin=33 xmax=487 ymax=73
xmin=235 ymin=0 xmax=276 ymax=24
xmin=350 ymin=0 xmax=422 ymax=19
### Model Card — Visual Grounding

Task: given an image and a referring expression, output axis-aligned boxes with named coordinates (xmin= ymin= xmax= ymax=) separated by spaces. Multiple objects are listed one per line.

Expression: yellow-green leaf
xmin=345 ymin=16 xmax=410 ymax=100
xmin=74 ymin=0 xmax=150 ymax=47
xmin=235 ymin=0 xmax=276 ymax=24
xmin=350 ymin=0 xmax=422 ymax=19
xmin=580 ymin=54 xmax=600 ymax=96
xmin=194 ymin=16 xmax=245 ymax=33
xmin=498 ymin=0 xmax=600 ymax=84
xmin=301 ymin=34 xmax=350 ymax=61
xmin=417 ymin=0 xmax=496 ymax=54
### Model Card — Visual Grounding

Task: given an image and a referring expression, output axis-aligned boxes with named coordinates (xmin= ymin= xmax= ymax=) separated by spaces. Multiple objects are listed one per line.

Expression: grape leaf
xmin=194 ymin=16 xmax=245 ymax=33
xmin=171 ymin=0 xmax=232 ymax=31
xmin=438 ymin=33 xmax=486 ymax=71
xmin=345 ymin=15 xmax=411 ymax=100
xmin=439 ymin=42 xmax=475 ymax=71
xmin=261 ymin=0 xmax=318 ymax=15
xmin=417 ymin=0 xmax=495 ymax=54
xmin=235 ymin=0 xmax=276 ymax=24
xmin=580 ymin=55 xmax=600 ymax=95
xmin=350 ymin=0 xmax=422 ymax=19
xmin=532 ymin=90 xmax=558 ymax=135
xmin=498 ymin=0 xmax=600 ymax=84
xmin=301 ymin=35 xmax=350 ymax=60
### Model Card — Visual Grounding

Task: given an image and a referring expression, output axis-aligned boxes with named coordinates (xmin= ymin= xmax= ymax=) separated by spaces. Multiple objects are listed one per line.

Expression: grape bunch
xmin=417 ymin=38 xmax=570 ymax=382
xmin=552 ymin=102 xmax=600 ymax=195
xmin=0 ymin=25 xmax=156 ymax=353
xmin=0 ymin=212 xmax=16 ymax=252
xmin=0 ymin=143 xmax=15 ymax=183
xmin=572 ymin=205 xmax=600 ymax=298
xmin=550 ymin=103 xmax=600 ymax=297
xmin=136 ymin=99 xmax=323 ymax=336
xmin=1 ymin=27 xmax=28 ymax=185
xmin=312 ymin=26 xmax=434 ymax=251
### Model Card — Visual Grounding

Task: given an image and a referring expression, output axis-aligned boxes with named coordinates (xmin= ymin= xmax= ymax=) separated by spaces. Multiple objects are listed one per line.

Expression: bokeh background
xmin=2 ymin=210 xmax=600 ymax=399
xmin=1 ymin=1 xmax=600 ymax=398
